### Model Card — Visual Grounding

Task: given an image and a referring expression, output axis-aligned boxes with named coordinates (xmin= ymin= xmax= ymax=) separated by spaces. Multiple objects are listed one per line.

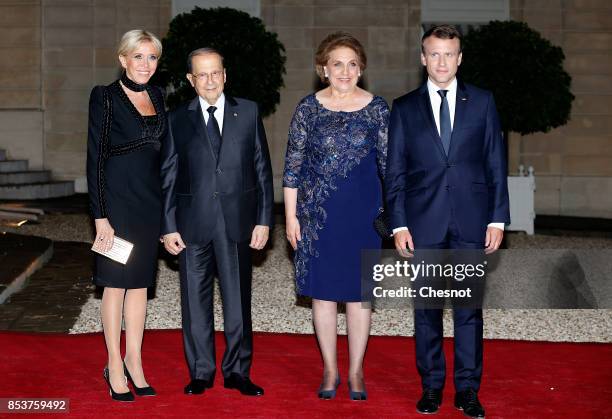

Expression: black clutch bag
xmin=374 ymin=208 xmax=392 ymax=240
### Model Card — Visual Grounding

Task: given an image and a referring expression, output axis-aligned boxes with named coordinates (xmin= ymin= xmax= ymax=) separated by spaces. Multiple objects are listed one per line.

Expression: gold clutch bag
xmin=91 ymin=236 xmax=134 ymax=265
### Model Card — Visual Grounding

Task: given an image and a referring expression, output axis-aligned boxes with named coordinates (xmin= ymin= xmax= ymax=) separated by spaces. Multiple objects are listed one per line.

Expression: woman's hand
xmin=94 ymin=218 xmax=115 ymax=252
xmin=285 ymin=215 xmax=301 ymax=250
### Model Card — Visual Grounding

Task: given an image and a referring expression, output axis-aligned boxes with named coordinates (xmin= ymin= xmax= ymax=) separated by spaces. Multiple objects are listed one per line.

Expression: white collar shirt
xmin=199 ymin=93 xmax=225 ymax=134
xmin=427 ymin=77 xmax=457 ymax=135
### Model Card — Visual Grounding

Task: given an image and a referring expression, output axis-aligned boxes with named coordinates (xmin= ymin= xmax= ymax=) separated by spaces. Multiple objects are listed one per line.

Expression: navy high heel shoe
xmin=103 ymin=367 xmax=134 ymax=402
xmin=318 ymin=376 xmax=341 ymax=400
xmin=348 ymin=380 xmax=367 ymax=401
xmin=123 ymin=362 xmax=156 ymax=396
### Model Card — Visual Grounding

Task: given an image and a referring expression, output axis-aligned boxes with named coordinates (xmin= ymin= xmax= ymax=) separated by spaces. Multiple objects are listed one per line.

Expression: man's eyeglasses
xmin=191 ymin=71 xmax=223 ymax=82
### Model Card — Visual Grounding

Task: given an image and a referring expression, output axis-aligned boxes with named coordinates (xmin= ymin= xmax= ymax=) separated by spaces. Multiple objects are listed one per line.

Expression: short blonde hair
xmin=117 ymin=29 xmax=162 ymax=58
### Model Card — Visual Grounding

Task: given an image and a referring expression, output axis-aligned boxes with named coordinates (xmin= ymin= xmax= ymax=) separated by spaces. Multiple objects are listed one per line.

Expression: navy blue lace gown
xmin=283 ymin=94 xmax=389 ymax=302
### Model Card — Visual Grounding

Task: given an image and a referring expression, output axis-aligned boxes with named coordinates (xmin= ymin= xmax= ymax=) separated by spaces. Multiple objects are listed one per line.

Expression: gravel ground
xmin=5 ymin=214 xmax=611 ymax=342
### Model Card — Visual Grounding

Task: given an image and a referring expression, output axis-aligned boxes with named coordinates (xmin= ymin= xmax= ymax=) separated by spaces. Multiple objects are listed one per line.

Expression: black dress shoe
xmin=223 ymin=373 xmax=264 ymax=396
xmin=416 ymin=388 xmax=442 ymax=414
xmin=103 ymin=367 xmax=134 ymax=402
xmin=455 ymin=389 xmax=485 ymax=418
xmin=123 ymin=362 xmax=156 ymax=396
xmin=184 ymin=378 xmax=214 ymax=395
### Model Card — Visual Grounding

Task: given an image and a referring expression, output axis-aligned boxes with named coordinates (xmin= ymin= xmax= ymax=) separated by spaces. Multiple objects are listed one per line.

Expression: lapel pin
xmin=233 ymin=112 xmax=238 ymax=117
xmin=461 ymin=97 xmax=467 ymax=101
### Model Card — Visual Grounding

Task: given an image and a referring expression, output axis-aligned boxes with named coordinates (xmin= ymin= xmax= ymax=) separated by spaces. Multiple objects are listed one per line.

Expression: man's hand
xmin=485 ymin=226 xmax=503 ymax=254
xmin=394 ymin=229 xmax=414 ymax=258
xmin=250 ymin=225 xmax=269 ymax=250
xmin=163 ymin=232 xmax=186 ymax=255
xmin=285 ymin=216 xmax=301 ymax=250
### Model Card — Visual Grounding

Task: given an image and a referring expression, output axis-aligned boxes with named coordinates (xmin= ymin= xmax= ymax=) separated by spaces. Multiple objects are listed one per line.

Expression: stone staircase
xmin=0 ymin=149 xmax=74 ymax=200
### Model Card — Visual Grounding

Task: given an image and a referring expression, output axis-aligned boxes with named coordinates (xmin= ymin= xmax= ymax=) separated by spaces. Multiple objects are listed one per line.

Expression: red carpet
xmin=0 ymin=330 xmax=611 ymax=418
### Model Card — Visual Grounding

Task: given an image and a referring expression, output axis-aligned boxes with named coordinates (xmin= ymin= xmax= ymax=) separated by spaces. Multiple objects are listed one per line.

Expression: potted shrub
xmin=153 ymin=6 xmax=286 ymax=116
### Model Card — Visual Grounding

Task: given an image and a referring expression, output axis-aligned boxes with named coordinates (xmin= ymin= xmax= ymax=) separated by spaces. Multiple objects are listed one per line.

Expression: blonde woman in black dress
xmin=87 ymin=30 xmax=166 ymax=402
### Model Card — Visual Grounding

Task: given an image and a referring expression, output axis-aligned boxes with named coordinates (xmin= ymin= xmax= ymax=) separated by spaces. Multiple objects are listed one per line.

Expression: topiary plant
xmin=459 ymin=20 xmax=574 ymax=136
xmin=153 ymin=7 xmax=286 ymax=116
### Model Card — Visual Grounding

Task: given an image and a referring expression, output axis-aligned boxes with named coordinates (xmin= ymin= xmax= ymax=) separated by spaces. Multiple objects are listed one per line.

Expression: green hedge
xmin=460 ymin=20 xmax=574 ymax=135
xmin=154 ymin=7 xmax=286 ymax=117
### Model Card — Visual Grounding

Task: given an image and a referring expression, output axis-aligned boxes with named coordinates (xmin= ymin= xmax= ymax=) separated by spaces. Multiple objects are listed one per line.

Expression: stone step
xmin=0 ymin=210 xmax=38 ymax=221
xmin=0 ymin=181 xmax=75 ymax=200
xmin=0 ymin=233 xmax=53 ymax=305
xmin=0 ymin=160 xmax=27 ymax=173
xmin=0 ymin=149 xmax=6 ymax=161
xmin=0 ymin=204 xmax=45 ymax=215
xmin=0 ymin=170 xmax=51 ymax=185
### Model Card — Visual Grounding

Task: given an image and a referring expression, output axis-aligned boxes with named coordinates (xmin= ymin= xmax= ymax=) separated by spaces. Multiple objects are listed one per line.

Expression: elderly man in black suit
xmin=161 ymin=48 xmax=273 ymax=397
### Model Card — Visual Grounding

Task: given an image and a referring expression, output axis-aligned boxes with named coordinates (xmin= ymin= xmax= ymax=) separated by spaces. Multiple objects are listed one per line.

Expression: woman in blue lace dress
xmin=283 ymin=32 xmax=388 ymax=400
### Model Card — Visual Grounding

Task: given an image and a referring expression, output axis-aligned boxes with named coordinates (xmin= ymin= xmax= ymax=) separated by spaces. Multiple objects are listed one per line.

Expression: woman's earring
xmin=324 ymin=68 xmax=329 ymax=78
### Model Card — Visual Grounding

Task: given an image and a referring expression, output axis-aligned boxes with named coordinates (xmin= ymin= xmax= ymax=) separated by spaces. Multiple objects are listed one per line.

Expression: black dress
xmin=86 ymin=81 xmax=167 ymax=289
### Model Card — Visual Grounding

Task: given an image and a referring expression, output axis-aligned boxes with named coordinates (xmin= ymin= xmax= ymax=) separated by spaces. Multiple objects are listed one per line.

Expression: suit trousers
xmin=178 ymin=205 xmax=253 ymax=381
xmin=413 ymin=219 xmax=484 ymax=392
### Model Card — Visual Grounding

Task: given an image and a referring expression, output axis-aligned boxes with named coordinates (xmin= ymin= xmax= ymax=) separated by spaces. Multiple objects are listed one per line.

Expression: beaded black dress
xmin=86 ymin=79 xmax=166 ymax=289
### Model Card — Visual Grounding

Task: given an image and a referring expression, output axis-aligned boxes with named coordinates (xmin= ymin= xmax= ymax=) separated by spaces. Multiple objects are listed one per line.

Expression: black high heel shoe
xmin=123 ymin=362 xmax=156 ymax=396
xmin=103 ymin=367 xmax=134 ymax=402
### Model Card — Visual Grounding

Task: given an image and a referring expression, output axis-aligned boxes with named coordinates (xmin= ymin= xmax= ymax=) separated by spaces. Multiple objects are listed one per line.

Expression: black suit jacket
xmin=161 ymin=95 xmax=274 ymax=244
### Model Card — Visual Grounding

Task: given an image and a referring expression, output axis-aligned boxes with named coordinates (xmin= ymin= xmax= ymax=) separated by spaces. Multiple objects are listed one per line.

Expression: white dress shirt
xmin=428 ymin=77 xmax=457 ymax=135
xmin=392 ymin=77 xmax=504 ymax=234
xmin=199 ymin=93 xmax=225 ymax=134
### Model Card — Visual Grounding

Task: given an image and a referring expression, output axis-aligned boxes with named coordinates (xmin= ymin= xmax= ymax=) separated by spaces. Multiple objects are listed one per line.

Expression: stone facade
xmin=509 ymin=0 xmax=612 ymax=217
xmin=0 ymin=0 xmax=171 ymax=181
xmin=0 ymin=1 xmax=43 ymax=169
xmin=0 ymin=0 xmax=610 ymax=218
xmin=259 ymin=0 xmax=422 ymax=198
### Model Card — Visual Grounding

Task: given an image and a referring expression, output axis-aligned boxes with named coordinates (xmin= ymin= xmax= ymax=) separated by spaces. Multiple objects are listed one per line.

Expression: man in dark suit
xmin=385 ymin=25 xmax=510 ymax=418
xmin=161 ymin=48 xmax=273 ymax=397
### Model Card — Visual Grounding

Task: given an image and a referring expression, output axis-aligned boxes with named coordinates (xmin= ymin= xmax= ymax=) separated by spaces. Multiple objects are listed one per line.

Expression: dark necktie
xmin=437 ymin=90 xmax=451 ymax=155
xmin=206 ymin=105 xmax=222 ymax=159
